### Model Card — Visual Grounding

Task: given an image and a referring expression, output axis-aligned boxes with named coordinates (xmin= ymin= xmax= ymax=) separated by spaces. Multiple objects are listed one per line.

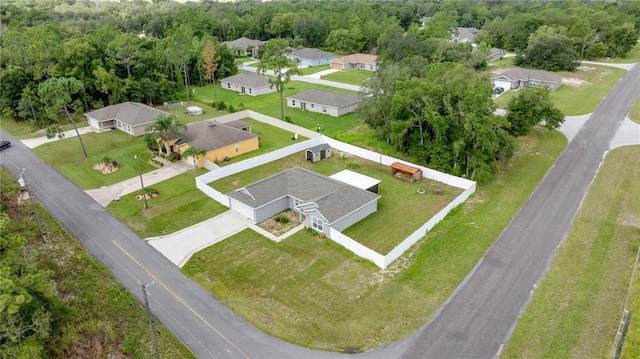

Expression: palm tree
xmin=145 ymin=114 xmax=187 ymax=155
xmin=182 ymin=146 xmax=206 ymax=168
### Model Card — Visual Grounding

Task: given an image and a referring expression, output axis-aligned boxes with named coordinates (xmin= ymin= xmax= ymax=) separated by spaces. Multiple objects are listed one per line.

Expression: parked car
xmin=0 ymin=140 xmax=11 ymax=150
xmin=494 ymin=86 xmax=505 ymax=94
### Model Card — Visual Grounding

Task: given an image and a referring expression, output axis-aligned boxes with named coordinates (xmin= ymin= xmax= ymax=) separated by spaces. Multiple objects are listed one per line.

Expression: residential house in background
xmin=286 ymin=89 xmax=361 ymax=117
xmin=287 ymin=48 xmax=336 ymax=67
xmin=491 ymin=68 xmax=563 ymax=91
xmin=452 ymin=27 xmax=479 ymax=43
xmin=85 ymin=102 xmax=168 ymax=136
xmin=220 ymin=73 xmax=276 ymax=96
xmin=224 ymin=37 xmax=264 ymax=58
xmin=177 ymin=120 xmax=259 ymax=168
xmin=330 ymin=53 xmax=379 ymax=71
xmin=226 ymin=167 xmax=381 ymax=236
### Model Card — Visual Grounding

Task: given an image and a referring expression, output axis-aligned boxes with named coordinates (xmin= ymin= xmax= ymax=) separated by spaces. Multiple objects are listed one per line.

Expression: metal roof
xmin=329 ymin=170 xmax=381 ymax=191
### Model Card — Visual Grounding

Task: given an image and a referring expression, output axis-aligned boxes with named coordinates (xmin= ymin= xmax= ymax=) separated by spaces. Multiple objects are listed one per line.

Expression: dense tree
xmin=515 ymin=27 xmax=579 ymax=72
xmin=257 ymin=39 xmax=301 ymax=121
xmin=506 ymin=87 xmax=565 ymax=137
xmin=293 ymin=15 xmax=328 ymax=48
xmin=607 ymin=23 xmax=639 ymax=58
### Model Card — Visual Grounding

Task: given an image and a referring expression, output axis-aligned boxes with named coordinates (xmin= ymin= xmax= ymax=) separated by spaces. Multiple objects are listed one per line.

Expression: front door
xmin=301 ymin=102 xmax=306 ymax=110
xmin=241 ymin=86 xmax=246 ymax=94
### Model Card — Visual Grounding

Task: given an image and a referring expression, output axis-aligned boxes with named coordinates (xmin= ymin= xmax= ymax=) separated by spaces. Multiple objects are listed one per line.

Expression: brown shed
xmin=391 ymin=162 xmax=422 ymax=182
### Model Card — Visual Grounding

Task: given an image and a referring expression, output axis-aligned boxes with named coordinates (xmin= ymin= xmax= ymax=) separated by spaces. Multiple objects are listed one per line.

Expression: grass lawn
xmin=1 ymin=116 xmax=89 ymax=140
xmin=234 ymin=56 xmax=252 ymax=64
xmin=300 ymin=64 xmax=330 ymax=75
xmin=493 ymin=65 xmax=626 ymax=115
xmin=107 ymin=169 xmax=228 ymax=237
xmin=184 ymin=126 xmax=567 ymax=352
xmin=629 ymin=96 xmax=640 ymax=125
xmin=32 ymin=130 xmax=156 ymax=190
xmin=502 ymin=145 xmax=640 ymax=359
xmin=0 ymin=168 xmax=195 ymax=359
xmin=210 ymin=150 xmax=462 ymax=254
xmin=193 ymin=82 xmax=361 ymax=137
xmin=321 ymin=70 xmax=371 ymax=86
xmin=164 ymin=99 xmax=228 ymax=124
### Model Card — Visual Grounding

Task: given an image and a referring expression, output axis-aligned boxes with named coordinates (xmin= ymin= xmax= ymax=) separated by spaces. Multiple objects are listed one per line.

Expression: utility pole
xmin=134 ymin=154 xmax=148 ymax=209
xmin=142 ymin=281 xmax=160 ymax=359
xmin=18 ymin=169 xmax=46 ymax=242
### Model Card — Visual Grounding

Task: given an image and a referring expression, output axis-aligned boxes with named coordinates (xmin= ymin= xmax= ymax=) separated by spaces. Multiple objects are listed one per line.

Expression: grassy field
xmin=33 ymin=130 xmax=157 ymax=190
xmin=210 ymin=150 xmax=462 ymax=254
xmin=234 ymin=56 xmax=251 ymax=64
xmin=629 ymin=96 xmax=640 ymax=125
xmin=164 ymin=100 xmax=228 ymax=124
xmin=493 ymin=65 xmax=626 ymax=115
xmin=502 ymin=145 xmax=640 ymax=359
xmin=300 ymin=64 xmax=330 ymax=75
xmin=321 ymin=70 xmax=371 ymax=86
xmin=193 ymin=81 xmax=361 ymax=136
xmin=0 ymin=168 xmax=195 ymax=359
xmin=184 ymin=126 xmax=567 ymax=352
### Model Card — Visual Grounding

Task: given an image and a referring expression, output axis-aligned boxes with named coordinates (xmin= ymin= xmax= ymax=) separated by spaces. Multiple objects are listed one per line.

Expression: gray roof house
xmin=220 ymin=73 xmax=276 ymax=96
xmin=286 ymin=89 xmax=361 ymax=117
xmin=224 ymin=37 xmax=264 ymax=57
xmin=452 ymin=27 xmax=479 ymax=43
xmin=491 ymin=68 xmax=563 ymax=91
xmin=287 ymin=48 xmax=336 ymax=67
xmin=226 ymin=167 xmax=381 ymax=236
xmin=85 ymin=102 xmax=169 ymax=136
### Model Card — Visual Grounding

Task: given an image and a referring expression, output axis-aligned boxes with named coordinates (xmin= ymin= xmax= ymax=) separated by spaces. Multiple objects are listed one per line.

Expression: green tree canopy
xmin=257 ymin=38 xmax=301 ymax=121
xmin=506 ymin=87 xmax=565 ymax=137
xmin=515 ymin=28 xmax=579 ymax=72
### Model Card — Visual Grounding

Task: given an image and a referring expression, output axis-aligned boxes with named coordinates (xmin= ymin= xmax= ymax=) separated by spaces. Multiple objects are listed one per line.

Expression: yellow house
xmin=177 ymin=120 xmax=259 ymax=168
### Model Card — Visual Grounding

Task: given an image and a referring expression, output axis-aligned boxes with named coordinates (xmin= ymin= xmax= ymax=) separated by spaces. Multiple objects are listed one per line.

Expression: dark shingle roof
xmin=287 ymin=89 xmax=361 ymax=108
xmin=493 ymin=68 xmax=563 ymax=83
xmin=307 ymin=143 xmax=331 ymax=153
xmin=221 ymin=73 xmax=271 ymax=88
xmin=226 ymin=167 xmax=380 ymax=223
xmin=289 ymin=48 xmax=335 ymax=61
xmin=180 ymin=121 xmax=258 ymax=152
xmin=85 ymin=102 xmax=168 ymax=127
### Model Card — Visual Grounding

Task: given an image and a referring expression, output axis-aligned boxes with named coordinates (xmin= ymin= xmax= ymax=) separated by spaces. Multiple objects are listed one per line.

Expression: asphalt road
xmin=401 ymin=64 xmax=640 ymax=358
xmin=1 ymin=63 xmax=637 ymax=359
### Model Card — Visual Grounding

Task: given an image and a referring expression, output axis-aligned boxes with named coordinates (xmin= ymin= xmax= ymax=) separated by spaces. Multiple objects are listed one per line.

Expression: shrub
xmin=346 ymin=161 xmax=359 ymax=169
xmin=101 ymin=156 xmax=117 ymax=165
xmin=278 ymin=216 xmax=289 ymax=224
xmin=284 ymin=116 xmax=293 ymax=123
xmin=167 ymin=152 xmax=180 ymax=162
xmin=228 ymin=104 xmax=236 ymax=113
xmin=217 ymin=101 xmax=227 ymax=111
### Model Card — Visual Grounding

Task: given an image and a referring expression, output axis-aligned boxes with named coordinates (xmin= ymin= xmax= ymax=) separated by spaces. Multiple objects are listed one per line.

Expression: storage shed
xmin=306 ymin=143 xmax=332 ymax=163
xmin=391 ymin=162 xmax=422 ymax=182
xmin=330 ymin=170 xmax=381 ymax=194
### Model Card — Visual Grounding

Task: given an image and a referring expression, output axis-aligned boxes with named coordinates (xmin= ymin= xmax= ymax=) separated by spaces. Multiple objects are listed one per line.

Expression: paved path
xmin=21 ymin=126 xmax=97 ymax=148
xmin=306 ymin=68 xmax=340 ymax=79
xmin=238 ymin=64 xmax=362 ymax=92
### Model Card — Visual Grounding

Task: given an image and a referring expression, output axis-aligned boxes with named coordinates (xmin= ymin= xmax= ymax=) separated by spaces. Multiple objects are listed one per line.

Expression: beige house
xmin=330 ymin=53 xmax=378 ymax=71
xmin=177 ymin=120 xmax=259 ymax=168
xmin=85 ymin=102 xmax=168 ymax=136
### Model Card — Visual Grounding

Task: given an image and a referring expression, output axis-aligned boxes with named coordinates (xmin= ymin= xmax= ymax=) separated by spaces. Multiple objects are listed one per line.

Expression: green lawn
xmin=300 ymin=64 xmax=330 ymax=75
xmin=493 ymin=65 xmax=626 ymax=115
xmin=321 ymin=70 xmax=371 ymax=86
xmin=164 ymin=99 xmax=228 ymax=124
xmin=193 ymin=81 xmax=361 ymax=136
xmin=234 ymin=56 xmax=252 ymax=64
xmin=107 ymin=169 xmax=227 ymax=237
xmin=1 ymin=116 xmax=88 ymax=140
xmin=32 ymin=130 xmax=156 ymax=190
xmin=210 ymin=151 xmax=461 ymax=254
xmin=184 ymin=126 xmax=567 ymax=352
xmin=629 ymin=96 xmax=640 ymax=125
xmin=503 ymin=145 xmax=640 ymax=359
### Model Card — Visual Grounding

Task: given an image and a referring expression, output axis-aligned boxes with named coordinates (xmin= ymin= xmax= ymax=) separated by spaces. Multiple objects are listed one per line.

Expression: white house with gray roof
xmin=224 ymin=37 xmax=264 ymax=57
xmin=286 ymin=89 xmax=361 ymax=117
xmin=226 ymin=167 xmax=380 ymax=236
xmin=220 ymin=73 xmax=276 ymax=96
xmin=491 ymin=68 xmax=563 ymax=91
xmin=287 ymin=48 xmax=336 ymax=67
xmin=85 ymin=102 xmax=168 ymax=136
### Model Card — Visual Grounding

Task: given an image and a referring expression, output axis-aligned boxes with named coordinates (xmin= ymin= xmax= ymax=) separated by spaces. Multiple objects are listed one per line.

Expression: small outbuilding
xmin=391 ymin=162 xmax=422 ymax=182
xmin=330 ymin=170 xmax=381 ymax=194
xmin=306 ymin=143 xmax=332 ymax=163
xmin=187 ymin=106 xmax=203 ymax=116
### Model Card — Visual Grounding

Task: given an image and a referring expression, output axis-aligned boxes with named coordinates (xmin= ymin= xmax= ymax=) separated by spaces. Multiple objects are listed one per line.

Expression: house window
xmin=227 ymin=83 xmax=231 ymax=88
xmin=249 ymin=88 xmax=252 ymax=94
xmin=311 ymin=104 xmax=314 ymax=108
xmin=322 ymin=106 xmax=327 ymax=113
xmin=116 ymin=121 xmax=122 ymax=128
xmin=292 ymin=100 xmax=296 ymax=106
xmin=312 ymin=216 xmax=323 ymax=232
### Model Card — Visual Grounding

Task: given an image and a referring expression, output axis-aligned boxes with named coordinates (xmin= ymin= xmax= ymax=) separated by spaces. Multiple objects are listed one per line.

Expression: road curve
xmin=401 ymin=64 xmax=640 ymax=358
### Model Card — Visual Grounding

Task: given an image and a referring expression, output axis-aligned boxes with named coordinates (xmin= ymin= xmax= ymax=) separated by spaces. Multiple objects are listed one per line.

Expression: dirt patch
xmin=92 ymin=162 xmax=119 ymax=174
xmin=563 ymin=77 xmax=588 ymax=87
xmin=257 ymin=210 xmax=301 ymax=236
xmin=136 ymin=189 xmax=159 ymax=201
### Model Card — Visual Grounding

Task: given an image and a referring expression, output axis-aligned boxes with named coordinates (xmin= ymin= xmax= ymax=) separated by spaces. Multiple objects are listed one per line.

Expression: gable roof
xmin=224 ymin=37 xmax=263 ymax=49
xmin=287 ymin=89 xmax=361 ymax=108
xmin=492 ymin=68 xmax=563 ymax=83
xmin=332 ymin=53 xmax=378 ymax=65
xmin=221 ymin=73 xmax=271 ymax=88
xmin=85 ymin=102 xmax=168 ymax=127
xmin=226 ymin=167 xmax=380 ymax=223
xmin=179 ymin=121 xmax=258 ymax=152
xmin=289 ymin=48 xmax=335 ymax=60
xmin=455 ymin=27 xmax=479 ymax=42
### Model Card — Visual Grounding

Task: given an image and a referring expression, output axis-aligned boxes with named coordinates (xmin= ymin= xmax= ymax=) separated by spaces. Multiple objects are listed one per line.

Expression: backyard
xmin=321 ymin=69 xmax=372 ymax=86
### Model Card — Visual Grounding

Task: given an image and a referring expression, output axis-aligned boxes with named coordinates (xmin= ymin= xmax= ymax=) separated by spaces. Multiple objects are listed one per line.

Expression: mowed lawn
xmin=493 ymin=65 xmax=626 ymax=115
xmin=321 ymin=70 xmax=372 ymax=86
xmin=503 ymin=145 xmax=640 ymax=359
xmin=211 ymin=151 xmax=461 ymax=254
xmin=192 ymin=80 xmax=361 ymax=136
xmin=32 ymin=130 xmax=156 ymax=190
xmin=300 ymin=64 xmax=330 ymax=75
xmin=184 ymin=127 xmax=567 ymax=352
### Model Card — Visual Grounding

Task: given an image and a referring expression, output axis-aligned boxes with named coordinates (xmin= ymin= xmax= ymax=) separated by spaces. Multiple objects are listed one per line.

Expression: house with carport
xmin=330 ymin=53 xmax=378 ymax=71
xmin=226 ymin=167 xmax=381 ymax=236
xmin=287 ymin=48 xmax=336 ymax=67
xmin=220 ymin=73 xmax=276 ymax=96
xmin=491 ymin=68 xmax=563 ymax=91
xmin=286 ymin=89 xmax=361 ymax=117
xmin=176 ymin=120 xmax=259 ymax=168
xmin=85 ymin=102 xmax=168 ymax=136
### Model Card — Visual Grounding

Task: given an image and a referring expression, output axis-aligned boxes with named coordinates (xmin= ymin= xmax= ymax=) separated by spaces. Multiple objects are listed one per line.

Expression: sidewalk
xmin=21 ymin=126 xmax=97 ymax=149
xmin=85 ymin=160 xmax=192 ymax=207
xmin=238 ymin=64 xmax=362 ymax=92
xmin=305 ymin=68 xmax=339 ymax=79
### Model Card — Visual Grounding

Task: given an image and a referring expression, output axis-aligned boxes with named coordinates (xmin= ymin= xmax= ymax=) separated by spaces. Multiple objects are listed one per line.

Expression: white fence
xmin=195 ymin=111 xmax=476 ymax=269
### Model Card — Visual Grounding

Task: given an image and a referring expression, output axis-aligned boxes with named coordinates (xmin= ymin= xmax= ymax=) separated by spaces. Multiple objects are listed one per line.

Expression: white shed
xmin=187 ymin=106 xmax=203 ymax=116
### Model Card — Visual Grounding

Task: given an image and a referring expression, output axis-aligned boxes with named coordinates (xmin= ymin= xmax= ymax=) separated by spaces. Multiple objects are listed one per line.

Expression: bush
xmin=228 ymin=104 xmax=236 ymax=113
xmin=167 ymin=152 xmax=180 ymax=162
xmin=346 ymin=161 xmax=359 ymax=169
xmin=101 ymin=156 xmax=117 ymax=165
xmin=217 ymin=101 xmax=227 ymax=111
xmin=284 ymin=116 xmax=293 ymax=123
xmin=278 ymin=216 xmax=289 ymax=224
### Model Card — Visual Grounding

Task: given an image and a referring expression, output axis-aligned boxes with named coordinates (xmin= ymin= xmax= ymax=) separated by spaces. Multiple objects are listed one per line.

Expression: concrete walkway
xmin=85 ymin=160 xmax=192 ymax=207
xmin=21 ymin=126 xmax=97 ymax=148
xmin=305 ymin=68 xmax=339 ymax=79
xmin=238 ymin=64 xmax=362 ymax=92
